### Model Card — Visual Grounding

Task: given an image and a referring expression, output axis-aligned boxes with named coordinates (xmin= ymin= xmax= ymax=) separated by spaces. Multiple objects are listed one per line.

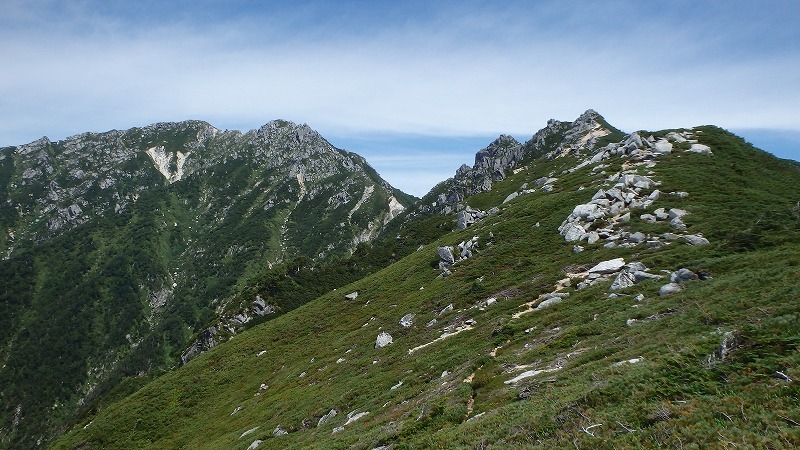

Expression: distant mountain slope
xmin=50 ymin=120 xmax=800 ymax=449
xmin=0 ymin=120 xmax=411 ymax=449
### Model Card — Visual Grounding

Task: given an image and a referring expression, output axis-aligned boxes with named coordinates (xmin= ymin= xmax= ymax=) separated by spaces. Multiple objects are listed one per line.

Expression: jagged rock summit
xmin=1 ymin=119 xmax=408 ymax=257
xmin=420 ymin=109 xmax=621 ymax=217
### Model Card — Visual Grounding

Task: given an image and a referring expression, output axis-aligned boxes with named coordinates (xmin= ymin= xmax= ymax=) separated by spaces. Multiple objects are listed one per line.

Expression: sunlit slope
xmin=53 ymin=126 xmax=800 ymax=449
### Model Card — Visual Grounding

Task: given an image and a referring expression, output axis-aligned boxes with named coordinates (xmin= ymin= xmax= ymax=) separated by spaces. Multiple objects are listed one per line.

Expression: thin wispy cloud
xmin=2 ymin=0 xmax=798 ymax=195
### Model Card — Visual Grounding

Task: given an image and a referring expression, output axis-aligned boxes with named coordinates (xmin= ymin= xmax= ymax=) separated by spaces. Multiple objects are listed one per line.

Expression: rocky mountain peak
xmin=257 ymin=120 xmax=320 ymax=145
xmin=13 ymin=136 xmax=51 ymax=156
xmin=423 ymin=110 xmax=618 ymax=216
xmin=7 ymin=110 xmax=800 ymax=450
xmin=136 ymin=120 xmax=219 ymax=147
xmin=474 ymin=135 xmax=524 ymax=175
xmin=416 ymin=135 xmax=526 ymax=216
xmin=488 ymin=134 xmax=521 ymax=148
xmin=574 ymin=108 xmax=600 ymax=123
xmin=562 ymin=110 xmax=606 ymax=147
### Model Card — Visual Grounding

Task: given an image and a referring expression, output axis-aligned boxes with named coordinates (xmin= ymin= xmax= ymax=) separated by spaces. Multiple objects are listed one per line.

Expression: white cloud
xmin=1 ymin=0 xmax=798 ymax=191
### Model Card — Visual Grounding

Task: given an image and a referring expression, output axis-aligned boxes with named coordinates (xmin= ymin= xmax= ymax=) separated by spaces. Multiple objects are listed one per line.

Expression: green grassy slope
xmin=52 ymin=127 xmax=800 ymax=449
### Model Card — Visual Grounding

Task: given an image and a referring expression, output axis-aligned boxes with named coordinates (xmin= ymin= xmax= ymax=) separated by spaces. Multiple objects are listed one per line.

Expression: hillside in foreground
xmin=50 ymin=121 xmax=800 ymax=449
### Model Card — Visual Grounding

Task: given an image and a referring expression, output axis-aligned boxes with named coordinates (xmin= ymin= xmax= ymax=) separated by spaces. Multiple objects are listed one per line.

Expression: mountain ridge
xmin=41 ymin=114 xmax=800 ymax=449
xmin=412 ymin=109 xmax=624 ymax=219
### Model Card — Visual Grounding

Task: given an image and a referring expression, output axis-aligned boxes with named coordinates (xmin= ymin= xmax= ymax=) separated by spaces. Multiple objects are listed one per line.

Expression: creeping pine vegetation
xmin=50 ymin=124 xmax=800 ymax=449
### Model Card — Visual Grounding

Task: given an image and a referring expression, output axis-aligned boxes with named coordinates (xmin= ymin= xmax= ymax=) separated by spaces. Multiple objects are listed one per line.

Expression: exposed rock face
xmin=562 ymin=223 xmax=585 ymax=242
xmin=182 ymin=294 xmax=280 ymax=364
xmin=474 ymin=135 xmax=525 ymax=180
xmin=386 ymin=196 xmax=407 ymax=222
xmin=534 ymin=293 xmax=569 ymax=311
xmin=437 ymin=246 xmax=455 ymax=266
xmin=683 ymin=234 xmax=710 ymax=246
xmin=619 ymin=174 xmax=657 ymax=190
xmin=180 ymin=327 xmax=219 ymax=364
xmin=434 ymin=238 xmax=479 ymax=277
xmin=438 ymin=304 xmax=454 ymax=316
xmin=420 ymin=110 xmax=615 ymax=216
xmin=252 ymin=296 xmax=276 ymax=316
xmin=689 ymin=143 xmax=713 ymax=154
xmin=558 ymin=179 xmax=661 ymax=244
xmin=653 ymin=140 xmax=673 ymax=154
xmin=457 ymin=206 xmax=496 ymax=229
xmin=345 ymin=411 xmax=369 ymax=425
xmin=145 ymin=146 xmax=190 ymax=183
xmin=427 ymin=135 xmax=521 ymax=215
xmin=555 ymin=127 xmax=712 ymax=251
xmin=457 ymin=237 xmax=479 ymax=260
xmin=671 ymin=268 xmax=698 ymax=283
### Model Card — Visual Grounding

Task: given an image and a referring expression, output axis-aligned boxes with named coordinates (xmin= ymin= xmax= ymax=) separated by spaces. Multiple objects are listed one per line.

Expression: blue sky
xmin=2 ymin=0 xmax=799 ymax=196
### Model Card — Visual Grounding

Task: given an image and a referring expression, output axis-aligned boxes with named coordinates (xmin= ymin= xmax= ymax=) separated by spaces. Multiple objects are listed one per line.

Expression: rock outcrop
xmin=420 ymin=110 xmax=618 ymax=217
xmin=435 ymin=237 xmax=480 ymax=277
xmin=375 ymin=332 xmax=393 ymax=348
xmin=659 ymin=268 xmax=702 ymax=296
xmin=399 ymin=313 xmax=415 ymax=328
xmin=318 ymin=409 xmax=337 ymax=427
xmin=555 ymin=128 xmax=711 ymax=250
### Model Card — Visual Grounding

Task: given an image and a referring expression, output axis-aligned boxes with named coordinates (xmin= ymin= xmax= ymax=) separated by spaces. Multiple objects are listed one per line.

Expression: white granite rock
xmin=375 ymin=332 xmax=393 ymax=348
xmin=588 ymin=258 xmax=626 ymax=274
